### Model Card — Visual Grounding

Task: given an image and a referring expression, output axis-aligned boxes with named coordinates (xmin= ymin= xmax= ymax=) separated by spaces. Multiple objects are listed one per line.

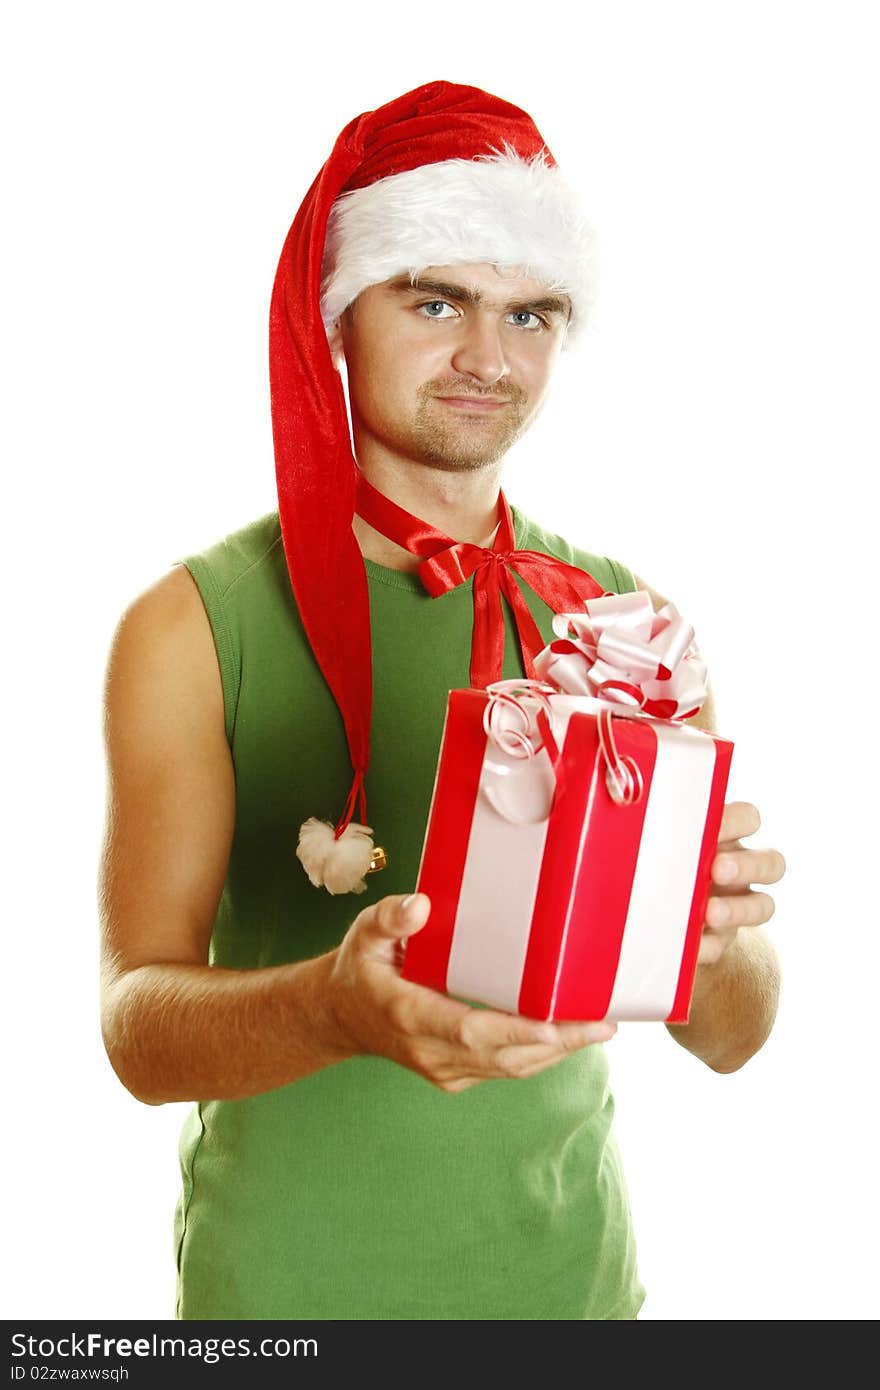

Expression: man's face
xmin=337 ymin=263 xmax=571 ymax=473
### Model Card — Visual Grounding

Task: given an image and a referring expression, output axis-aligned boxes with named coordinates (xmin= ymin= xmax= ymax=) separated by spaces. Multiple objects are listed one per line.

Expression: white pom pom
xmin=296 ymin=817 xmax=376 ymax=894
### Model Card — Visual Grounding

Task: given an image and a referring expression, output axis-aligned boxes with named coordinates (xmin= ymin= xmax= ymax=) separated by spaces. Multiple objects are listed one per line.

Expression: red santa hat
xmin=269 ymin=79 xmax=597 ymax=893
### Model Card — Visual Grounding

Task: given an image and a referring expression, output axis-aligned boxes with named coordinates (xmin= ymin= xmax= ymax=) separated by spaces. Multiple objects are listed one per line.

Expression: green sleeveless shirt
xmin=172 ymin=503 xmax=647 ymax=1321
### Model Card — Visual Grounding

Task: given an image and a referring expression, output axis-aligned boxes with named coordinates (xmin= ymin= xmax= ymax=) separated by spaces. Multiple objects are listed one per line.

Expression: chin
xmin=415 ymin=452 xmax=502 ymax=473
xmin=410 ymin=422 xmax=524 ymax=471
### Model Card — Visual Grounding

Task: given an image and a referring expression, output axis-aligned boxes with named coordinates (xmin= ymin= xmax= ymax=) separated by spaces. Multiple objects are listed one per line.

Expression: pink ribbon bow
xmin=532 ymin=590 xmax=708 ymax=719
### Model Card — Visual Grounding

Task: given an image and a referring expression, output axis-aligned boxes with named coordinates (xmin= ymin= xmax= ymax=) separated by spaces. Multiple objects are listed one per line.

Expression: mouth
xmin=436 ymin=396 xmax=509 ymax=412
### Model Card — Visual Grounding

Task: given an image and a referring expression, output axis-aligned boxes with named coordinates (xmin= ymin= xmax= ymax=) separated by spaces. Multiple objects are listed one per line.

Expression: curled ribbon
xmin=480 ymin=680 xmax=565 ymax=825
xmin=483 ymin=678 xmax=644 ymax=814
xmin=532 ymin=590 xmax=709 ymax=720
xmin=481 ymin=679 xmax=558 ymax=759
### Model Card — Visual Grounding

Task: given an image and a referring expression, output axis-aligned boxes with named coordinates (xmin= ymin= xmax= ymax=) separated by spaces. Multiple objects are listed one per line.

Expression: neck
xmin=351 ymin=453 xmax=505 ymax=573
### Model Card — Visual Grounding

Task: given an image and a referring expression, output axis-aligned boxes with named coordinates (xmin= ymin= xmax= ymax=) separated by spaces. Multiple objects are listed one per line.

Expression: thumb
xmin=397 ymin=892 xmax=431 ymax=934
xmin=358 ymin=891 xmax=431 ymax=948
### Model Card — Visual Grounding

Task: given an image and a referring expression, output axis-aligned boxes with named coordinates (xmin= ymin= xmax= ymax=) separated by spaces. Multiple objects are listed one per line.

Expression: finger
xmin=496 ymin=1024 xmax=617 ymax=1077
xmin=705 ymin=890 xmax=776 ymax=930
xmin=359 ymin=892 xmax=431 ymax=949
xmin=453 ymin=1007 xmax=568 ymax=1052
xmin=490 ymin=1043 xmax=571 ymax=1078
xmin=549 ymin=1019 xmax=618 ymax=1050
xmin=718 ymin=801 xmax=761 ymax=843
xmin=712 ymin=847 xmax=787 ymax=889
xmin=478 ymin=1019 xmax=616 ymax=1069
xmin=460 ymin=1009 xmax=616 ymax=1052
xmin=514 ymin=1034 xmax=617 ymax=1077
xmin=384 ymin=986 xmax=563 ymax=1053
xmin=447 ymin=1022 xmax=616 ymax=1082
xmin=698 ymin=929 xmax=736 ymax=966
xmin=437 ymin=1076 xmax=480 ymax=1094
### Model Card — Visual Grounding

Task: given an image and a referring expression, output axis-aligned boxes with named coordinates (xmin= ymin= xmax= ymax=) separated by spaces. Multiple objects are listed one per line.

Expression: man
xmin=98 ymin=81 xmax=785 ymax=1320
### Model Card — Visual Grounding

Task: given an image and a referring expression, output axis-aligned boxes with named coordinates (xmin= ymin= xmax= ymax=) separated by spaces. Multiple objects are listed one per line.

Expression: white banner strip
xmin=445 ymin=762 xmax=546 ymax=1011
xmin=605 ymin=723 xmax=717 ymax=1020
xmin=446 ymin=706 xmax=576 ymax=1012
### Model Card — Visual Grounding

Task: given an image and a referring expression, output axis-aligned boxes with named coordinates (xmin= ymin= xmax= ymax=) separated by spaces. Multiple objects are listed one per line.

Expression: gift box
xmin=402 ymin=593 xmax=734 ymax=1022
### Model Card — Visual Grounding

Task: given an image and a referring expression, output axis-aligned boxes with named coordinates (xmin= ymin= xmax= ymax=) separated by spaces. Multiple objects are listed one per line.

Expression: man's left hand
xmin=699 ymin=801 xmax=786 ymax=966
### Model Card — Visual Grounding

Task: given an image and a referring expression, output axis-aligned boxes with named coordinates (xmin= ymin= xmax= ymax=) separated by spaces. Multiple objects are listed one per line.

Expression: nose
xmin=450 ymin=312 xmax=511 ymax=386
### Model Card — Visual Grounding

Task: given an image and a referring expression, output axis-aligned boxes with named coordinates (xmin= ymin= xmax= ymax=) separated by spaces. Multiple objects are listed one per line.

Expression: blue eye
xmin=414 ymin=301 xmax=546 ymax=328
xmin=419 ymin=300 xmax=456 ymax=318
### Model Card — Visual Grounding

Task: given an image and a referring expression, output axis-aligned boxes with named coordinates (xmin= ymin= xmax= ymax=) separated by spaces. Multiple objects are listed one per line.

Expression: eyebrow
xmin=388 ymin=275 xmax=572 ymax=323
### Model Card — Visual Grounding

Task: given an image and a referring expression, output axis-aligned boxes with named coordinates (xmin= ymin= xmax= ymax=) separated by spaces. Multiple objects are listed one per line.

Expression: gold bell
xmin=368 ymin=844 xmax=388 ymax=873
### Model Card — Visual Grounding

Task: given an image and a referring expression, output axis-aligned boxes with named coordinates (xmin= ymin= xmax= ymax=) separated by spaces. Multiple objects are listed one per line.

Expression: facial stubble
xmin=409 ymin=381 xmax=530 ymax=472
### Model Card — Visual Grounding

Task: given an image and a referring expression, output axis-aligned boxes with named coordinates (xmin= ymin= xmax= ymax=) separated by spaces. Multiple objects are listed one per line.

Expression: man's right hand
xmin=327 ymin=892 xmax=617 ymax=1093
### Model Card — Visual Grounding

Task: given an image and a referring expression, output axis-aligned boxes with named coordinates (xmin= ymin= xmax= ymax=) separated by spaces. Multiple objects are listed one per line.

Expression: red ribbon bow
xmin=355 ymin=470 xmax=605 ymax=688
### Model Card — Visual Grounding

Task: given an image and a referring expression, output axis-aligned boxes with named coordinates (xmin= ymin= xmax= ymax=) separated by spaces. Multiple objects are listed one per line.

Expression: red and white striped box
xmin=402 ymin=688 xmax=733 ymax=1022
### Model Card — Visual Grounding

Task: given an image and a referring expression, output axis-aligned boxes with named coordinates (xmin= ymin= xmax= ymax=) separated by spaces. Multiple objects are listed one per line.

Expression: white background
xmin=3 ymin=0 xmax=877 ymax=1323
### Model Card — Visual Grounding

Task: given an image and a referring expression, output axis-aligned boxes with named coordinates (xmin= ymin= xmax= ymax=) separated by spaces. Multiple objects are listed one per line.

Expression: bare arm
xmin=666 ymin=888 xmax=782 ymax=1073
xmin=98 ymin=567 xmax=614 ymax=1106
xmin=632 ymin=573 xmax=784 ymax=1073
xmin=98 ymin=565 xmax=349 ymax=1104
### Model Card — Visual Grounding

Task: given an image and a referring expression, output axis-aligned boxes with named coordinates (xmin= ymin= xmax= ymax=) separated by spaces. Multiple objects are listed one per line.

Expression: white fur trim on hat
xmin=320 ymin=145 xmax=597 ymax=353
